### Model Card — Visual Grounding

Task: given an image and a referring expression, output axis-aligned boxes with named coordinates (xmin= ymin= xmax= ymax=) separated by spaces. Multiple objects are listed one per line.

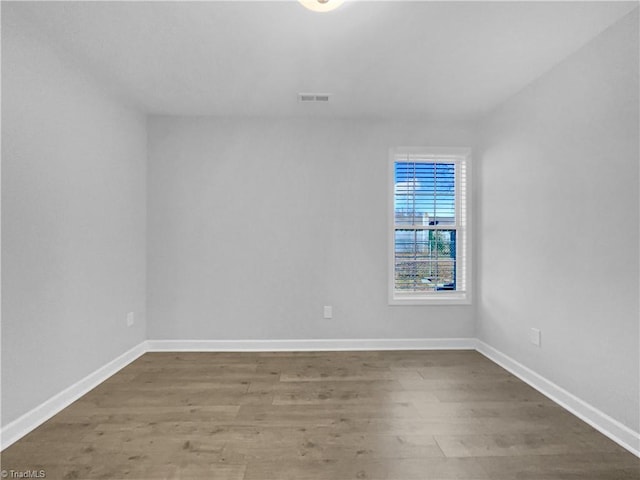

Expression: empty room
xmin=1 ymin=0 xmax=639 ymax=479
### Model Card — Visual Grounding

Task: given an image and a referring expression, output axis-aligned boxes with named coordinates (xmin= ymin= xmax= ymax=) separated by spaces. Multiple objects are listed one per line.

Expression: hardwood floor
xmin=1 ymin=350 xmax=638 ymax=479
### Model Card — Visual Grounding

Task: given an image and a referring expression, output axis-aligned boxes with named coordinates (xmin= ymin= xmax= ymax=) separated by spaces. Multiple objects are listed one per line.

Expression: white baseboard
xmin=476 ymin=340 xmax=640 ymax=457
xmin=0 ymin=341 xmax=147 ymax=451
xmin=146 ymin=337 xmax=476 ymax=352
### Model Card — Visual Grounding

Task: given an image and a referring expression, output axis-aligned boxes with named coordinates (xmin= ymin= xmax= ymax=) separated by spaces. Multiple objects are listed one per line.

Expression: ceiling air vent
xmin=298 ymin=93 xmax=331 ymax=103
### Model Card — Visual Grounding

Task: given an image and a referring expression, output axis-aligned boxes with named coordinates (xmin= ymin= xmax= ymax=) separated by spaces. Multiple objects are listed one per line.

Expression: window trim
xmin=388 ymin=147 xmax=472 ymax=306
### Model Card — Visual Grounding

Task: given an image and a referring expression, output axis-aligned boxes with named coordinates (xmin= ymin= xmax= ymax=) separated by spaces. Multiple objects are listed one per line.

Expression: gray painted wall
xmin=147 ymin=117 xmax=476 ymax=341
xmin=1 ymin=13 xmax=147 ymax=426
xmin=477 ymin=10 xmax=639 ymax=431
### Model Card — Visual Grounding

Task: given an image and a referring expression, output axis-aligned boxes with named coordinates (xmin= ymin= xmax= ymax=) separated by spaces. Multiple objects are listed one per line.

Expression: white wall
xmin=477 ymin=9 xmax=639 ymax=432
xmin=147 ymin=117 xmax=475 ymax=341
xmin=1 ymin=12 xmax=147 ymax=426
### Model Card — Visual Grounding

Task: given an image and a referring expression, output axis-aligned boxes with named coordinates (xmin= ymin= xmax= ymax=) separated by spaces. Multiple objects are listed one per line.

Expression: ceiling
xmin=4 ymin=1 xmax=638 ymax=121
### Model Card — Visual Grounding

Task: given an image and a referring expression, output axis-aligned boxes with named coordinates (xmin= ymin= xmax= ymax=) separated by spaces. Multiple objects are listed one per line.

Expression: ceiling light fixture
xmin=298 ymin=0 xmax=344 ymax=13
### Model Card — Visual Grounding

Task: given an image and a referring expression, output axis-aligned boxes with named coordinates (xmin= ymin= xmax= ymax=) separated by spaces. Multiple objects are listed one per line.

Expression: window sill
xmin=389 ymin=293 xmax=471 ymax=306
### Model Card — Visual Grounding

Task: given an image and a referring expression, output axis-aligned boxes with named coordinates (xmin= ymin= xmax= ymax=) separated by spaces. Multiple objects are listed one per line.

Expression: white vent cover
xmin=298 ymin=93 xmax=331 ymax=103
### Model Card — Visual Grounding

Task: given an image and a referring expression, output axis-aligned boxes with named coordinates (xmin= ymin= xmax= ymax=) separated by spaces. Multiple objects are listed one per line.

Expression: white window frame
xmin=388 ymin=147 xmax=472 ymax=305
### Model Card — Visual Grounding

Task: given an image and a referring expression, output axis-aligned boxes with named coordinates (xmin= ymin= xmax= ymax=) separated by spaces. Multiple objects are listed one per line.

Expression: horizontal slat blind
xmin=394 ymin=161 xmax=456 ymax=227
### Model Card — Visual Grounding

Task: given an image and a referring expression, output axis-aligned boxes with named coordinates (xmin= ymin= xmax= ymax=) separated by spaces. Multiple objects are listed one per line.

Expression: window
xmin=389 ymin=147 xmax=471 ymax=305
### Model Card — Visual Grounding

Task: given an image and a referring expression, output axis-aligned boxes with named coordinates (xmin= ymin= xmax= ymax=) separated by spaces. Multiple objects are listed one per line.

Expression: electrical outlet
xmin=126 ymin=312 xmax=135 ymax=327
xmin=529 ymin=328 xmax=541 ymax=347
xmin=323 ymin=306 xmax=333 ymax=319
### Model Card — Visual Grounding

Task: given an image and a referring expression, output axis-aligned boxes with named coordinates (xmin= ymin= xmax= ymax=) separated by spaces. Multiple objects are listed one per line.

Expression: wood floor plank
xmin=1 ymin=350 xmax=636 ymax=480
xmin=234 ymin=402 xmax=423 ymax=426
xmin=248 ymin=379 xmax=407 ymax=399
xmin=242 ymin=457 xmax=491 ymax=480
xmin=434 ymin=431 xmax=628 ymax=457
xmin=476 ymin=453 xmax=640 ymax=479
xmin=271 ymin=387 xmax=439 ymax=406
xmin=259 ymin=431 xmax=446 ymax=460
